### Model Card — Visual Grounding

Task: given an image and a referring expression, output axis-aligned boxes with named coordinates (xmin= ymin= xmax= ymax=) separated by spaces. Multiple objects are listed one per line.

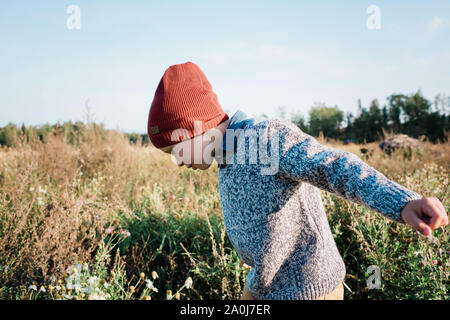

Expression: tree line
xmin=0 ymin=121 xmax=150 ymax=148
xmin=1 ymin=90 xmax=448 ymax=147
xmin=281 ymin=91 xmax=449 ymax=143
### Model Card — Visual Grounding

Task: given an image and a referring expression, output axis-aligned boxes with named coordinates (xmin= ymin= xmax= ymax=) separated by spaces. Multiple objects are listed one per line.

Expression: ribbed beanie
xmin=147 ymin=61 xmax=229 ymax=148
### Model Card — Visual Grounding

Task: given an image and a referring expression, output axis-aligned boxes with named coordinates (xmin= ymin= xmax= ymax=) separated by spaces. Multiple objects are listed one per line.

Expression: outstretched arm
xmin=274 ymin=120 xmax=448 ymax=234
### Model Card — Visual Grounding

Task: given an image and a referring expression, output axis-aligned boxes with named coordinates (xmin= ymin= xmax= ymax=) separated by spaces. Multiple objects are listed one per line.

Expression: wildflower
xmin=166 ymin=290 xmax=173 ymax=300
xmin=174 ymin=292 xmax=181 ymax=300
xmin=106 ymin=227 xmax=113 ymax=234
xmin=432 ymin=260 xmax=438 ymax=265
xmin=151 ymin=271 xmax=158 ymax=280
xmin=89 ymin=292 xmax=106 ymax=300
xmin=38 ymin=185 xmax=47 ymax=194
xmin=185 ymin=277 xmax=193 ymax=289
xmin=145 ymin=280 xmax=158 ymax=292
xmin=88 ymin=276 xmax=100 ymax=285
xmin=28 ymin=285 xmax=37 ymax=291
xmin=83 ymin=263 xmax=89 ymax=271
xmin=37 ymin=197 xmax=45 ymax=206
xmin=81 ymin=287 xmax=92 ymax=294
xmin=67 ymin=263 xmax=82 ymax=275
xmin=140 ymin=272 xmax=145 ymax=279
xmin=88 ymin=276 xmax=100 ymax=284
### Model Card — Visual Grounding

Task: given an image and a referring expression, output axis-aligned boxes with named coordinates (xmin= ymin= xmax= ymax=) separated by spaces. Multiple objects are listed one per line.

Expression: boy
xmin=147 ymin=61 xmax=448 ymax=300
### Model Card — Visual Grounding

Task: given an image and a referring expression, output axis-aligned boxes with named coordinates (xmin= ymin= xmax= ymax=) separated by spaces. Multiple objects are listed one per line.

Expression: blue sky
xmin=1 ymin=0 xmax=449 ymax=133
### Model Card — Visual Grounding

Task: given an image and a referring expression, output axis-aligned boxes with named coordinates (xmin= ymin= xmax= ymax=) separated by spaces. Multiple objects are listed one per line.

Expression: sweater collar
xmin=215 ymin=110 xmax=254 ymax=167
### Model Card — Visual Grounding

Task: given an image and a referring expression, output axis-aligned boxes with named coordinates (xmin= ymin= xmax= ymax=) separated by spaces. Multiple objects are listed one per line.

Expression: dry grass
xmin=0 ymin=125 xmax=448 ymax=299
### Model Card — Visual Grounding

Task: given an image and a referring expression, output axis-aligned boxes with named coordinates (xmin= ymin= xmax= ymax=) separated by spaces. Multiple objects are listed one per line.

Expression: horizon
xmin=0 ymin=89 xmax=446 ymax=135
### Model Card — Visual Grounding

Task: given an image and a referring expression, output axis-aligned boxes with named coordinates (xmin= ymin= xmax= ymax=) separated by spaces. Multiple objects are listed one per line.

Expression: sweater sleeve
xmin=274 ymin=120 xmax=423 ymax=223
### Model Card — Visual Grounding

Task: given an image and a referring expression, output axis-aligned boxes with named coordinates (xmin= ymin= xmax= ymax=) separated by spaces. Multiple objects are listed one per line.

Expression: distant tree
xmin=308 ymin=103 xmax=344 ymax=139
xmin=368 ymin=99 xmax=383 ymax=140
xmin=402 ymin=91 xmax=431 ymax=137
xmin=434 ymin=93 xmax=450 ymax=115
xmin=344 ymin=112 xmax=355 ymax=140
xmin=126 ymin=133 xmax=142 ymax=145
xmin=290 ymin=110 xmax=309 ymax=133
xmin=141 ymin=134 xmax=150 ymax=145
xmin=404 ymin=91 xmax=431 ymax=122
xmin=381 ymin=105 xmax=390 ymax=131
xmin=352 ymin=104 xmax=372 ymax=143
xmin=37 ymin=124 xmax=52 ymax=143
xmin=424 ymin=111 xmax=448 ymax=142
xmin=387 ymin=94 xmax=407 ymax=133
xmin=0 ymin=123 xmax=18 ymax=147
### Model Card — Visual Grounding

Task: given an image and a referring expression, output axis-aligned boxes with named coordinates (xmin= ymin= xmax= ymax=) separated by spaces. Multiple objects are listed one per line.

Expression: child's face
xmin=159 ymin=131 xmax=218 ymax=171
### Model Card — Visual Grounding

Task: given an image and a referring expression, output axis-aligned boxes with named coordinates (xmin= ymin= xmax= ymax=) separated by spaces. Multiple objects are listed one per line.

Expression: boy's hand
xmin=401 ymin=197 xmax=448 ymax=236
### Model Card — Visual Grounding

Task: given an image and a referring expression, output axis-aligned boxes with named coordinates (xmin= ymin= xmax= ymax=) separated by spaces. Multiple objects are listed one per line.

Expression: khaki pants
xmin=240 ymin=282 xmax=344 ymax=300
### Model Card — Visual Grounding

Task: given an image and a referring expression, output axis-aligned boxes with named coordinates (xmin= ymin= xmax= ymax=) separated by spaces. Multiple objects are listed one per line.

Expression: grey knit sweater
xmin=214 ymin=110 xmax=423 ymax=300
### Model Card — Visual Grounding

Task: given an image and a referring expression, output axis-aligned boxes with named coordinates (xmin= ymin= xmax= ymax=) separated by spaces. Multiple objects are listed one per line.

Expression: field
xmin=0 ymin=125 xmax=448 ymax=300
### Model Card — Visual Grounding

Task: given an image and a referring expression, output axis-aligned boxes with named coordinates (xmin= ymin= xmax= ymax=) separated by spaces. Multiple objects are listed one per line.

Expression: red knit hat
xmin=147 ymin=61 xmax=229 ymax=148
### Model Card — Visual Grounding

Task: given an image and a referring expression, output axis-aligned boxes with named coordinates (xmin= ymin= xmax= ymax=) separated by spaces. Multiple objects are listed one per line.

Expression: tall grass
xmin=0 ymin=125 xmax=448 ymax=299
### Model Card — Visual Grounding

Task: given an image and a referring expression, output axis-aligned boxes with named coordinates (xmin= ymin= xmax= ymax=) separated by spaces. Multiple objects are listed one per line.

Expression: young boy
xmin=147 ymin=61 xmax=448 ymax=300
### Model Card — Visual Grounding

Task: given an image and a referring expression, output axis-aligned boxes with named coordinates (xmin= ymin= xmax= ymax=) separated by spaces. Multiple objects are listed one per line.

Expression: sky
xmin=1 ymin=0 xmax=449 ymax=134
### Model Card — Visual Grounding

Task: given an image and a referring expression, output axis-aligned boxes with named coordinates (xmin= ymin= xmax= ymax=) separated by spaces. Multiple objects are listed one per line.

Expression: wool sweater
xmin=214 ymin=110 xmax=423 ymax=300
